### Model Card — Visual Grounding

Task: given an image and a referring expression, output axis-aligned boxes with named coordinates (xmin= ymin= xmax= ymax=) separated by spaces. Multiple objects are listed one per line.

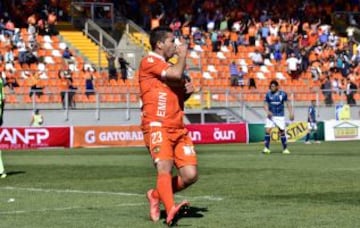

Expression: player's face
xmin=162 ymin=32 xmax=176 ymax=60
xmin=270 ymin=84 xmax=278 ymax=93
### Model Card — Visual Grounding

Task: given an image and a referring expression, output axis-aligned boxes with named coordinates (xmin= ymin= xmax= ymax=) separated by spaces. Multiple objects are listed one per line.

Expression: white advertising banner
xmin=324 ymin=120 xmax=360 ymax=141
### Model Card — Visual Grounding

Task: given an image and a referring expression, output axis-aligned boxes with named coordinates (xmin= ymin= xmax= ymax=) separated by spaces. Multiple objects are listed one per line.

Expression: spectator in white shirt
xmin=286 ymin=53 xmax=301 ymax=79
xmin=4 ymin=47 xmax=15 ymax=72
xmin=17 ymin=37 xmax=27 ymax=67
xmin=250 ymin=49 xmax=264 ymax=66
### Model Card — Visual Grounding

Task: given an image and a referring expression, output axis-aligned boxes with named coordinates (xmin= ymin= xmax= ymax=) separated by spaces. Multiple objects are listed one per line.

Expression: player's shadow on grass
xmin=5 ymin=171 xmax=26 ymax=176
xmin=161 ymin=206 xmax=208 ymax=226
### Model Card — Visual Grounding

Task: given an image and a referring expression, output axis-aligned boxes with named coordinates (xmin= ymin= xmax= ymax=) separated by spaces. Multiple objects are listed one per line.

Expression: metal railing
xmin=83 ymin=19 xmax=118 ymax=68
xmin=5 ymin=88 xmax=359 ymax=124
xmin=70 ymin=2 xmax=114 ymax=30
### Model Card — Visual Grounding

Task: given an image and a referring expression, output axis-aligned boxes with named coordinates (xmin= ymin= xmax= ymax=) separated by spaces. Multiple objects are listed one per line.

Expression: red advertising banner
xmin=0 ymin=127 xmax=70 ymax=149
xmin=186 ymin=123 xmax=248 ymax=144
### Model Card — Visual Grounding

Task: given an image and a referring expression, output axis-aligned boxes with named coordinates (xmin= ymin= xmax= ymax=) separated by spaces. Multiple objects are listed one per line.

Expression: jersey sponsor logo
xmin=147 ymin=57 xmax=154 ymax=63
xmin=0 ymin=128 xmax=49 ymax=144
xmin=157 ymin=92 xmax=167 ymax=117
xmin=183 ymin=145 xmax=196 ymax=155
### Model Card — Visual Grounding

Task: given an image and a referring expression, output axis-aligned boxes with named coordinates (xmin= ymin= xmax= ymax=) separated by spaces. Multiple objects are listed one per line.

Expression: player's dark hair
xmin=149 ymin=26 xmax=172 ymax=50
xmin=269 ymin=80 xmax=279 ymax=88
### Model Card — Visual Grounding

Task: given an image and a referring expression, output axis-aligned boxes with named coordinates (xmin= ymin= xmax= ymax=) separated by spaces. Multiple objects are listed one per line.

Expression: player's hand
xmin=175 ymin=38 xmax=188 ymax=58
xmin=185 ymin=80 xmax=194 ymax=94
xmin=267 ymin=112 xmax=272 ymax=119
xmin=289 ymin=113 xmax=294 ymax=121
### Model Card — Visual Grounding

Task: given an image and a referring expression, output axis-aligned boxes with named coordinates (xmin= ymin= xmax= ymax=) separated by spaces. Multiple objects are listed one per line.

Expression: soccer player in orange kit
xmin=139 ymin=26 xmax=198 ymax=225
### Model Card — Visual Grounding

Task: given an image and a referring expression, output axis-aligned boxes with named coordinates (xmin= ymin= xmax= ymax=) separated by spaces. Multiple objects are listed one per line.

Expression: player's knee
xmin=182 ymin=171 xmax=198 ymax=186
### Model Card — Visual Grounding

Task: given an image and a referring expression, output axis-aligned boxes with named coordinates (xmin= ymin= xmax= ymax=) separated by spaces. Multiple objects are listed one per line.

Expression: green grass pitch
xmin=1 ymin=141 xmax=360 ymax=228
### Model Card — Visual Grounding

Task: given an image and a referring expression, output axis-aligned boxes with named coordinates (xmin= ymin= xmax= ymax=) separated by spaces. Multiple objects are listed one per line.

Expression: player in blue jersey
xmin=263 ymin=80 xmax=294 ymax=154
xmin=305 ymin=100 xmax=320 ymax=144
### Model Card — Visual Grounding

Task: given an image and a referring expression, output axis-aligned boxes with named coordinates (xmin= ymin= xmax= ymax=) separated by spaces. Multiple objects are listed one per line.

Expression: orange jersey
xmin=139 ymin=52 xmax=185 ymax=128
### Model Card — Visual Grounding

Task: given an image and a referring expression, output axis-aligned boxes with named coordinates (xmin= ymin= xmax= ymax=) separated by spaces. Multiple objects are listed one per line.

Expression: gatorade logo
xmin=85 ymin=130 xmax=96 ymax=144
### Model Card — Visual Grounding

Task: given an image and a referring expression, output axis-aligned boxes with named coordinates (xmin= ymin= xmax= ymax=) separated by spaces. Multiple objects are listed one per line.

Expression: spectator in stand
xmin=169 ymin=17 xmax=181 ymax=37
xmin=27 ymin=14 xmax=37 ymax=42
xmin=47 ymin=11 xmax=58 ymax=36
xmin=345 ymin=77 xmax=357 ymax=106
xmin=24 ymin=46 xmax=39 ymax=67
xmin=59 ymin=71 xmax=76 ymax=109
xmin=1 ymin=33 xmax=12 ymax=47
xmin=118 ymin=53 xmax=129 ymax=83
xmin=59 ymin=73 xmax=69 ymax=109
xmin=229 ymin=61 xmax=240 ymax=86
xmin=4 ymin=46 xmax=15 ymax=72
xmin=229 ymin=29 xmax=239 ymax=54
xmin=68 ymin=80 xmax=77 ymax=109
xmin=331 ymin=78 xmax=341 ymax=95
xmin=28 ymin=71 xmax=43 ymax=98
xmin=106 ymin=52 xmax=117 ymax=81
xmin=84 ymin=66 xmax=95 ymax=98
xmin=286 ymin=53 xmax=301 ymax=80
xmin=321 ymin=76 xmax=333 ymax=106
xmin=3 ymin=69 xmax=19 ymax=91
xmin=16 ymin=37 xmax=27 ymax=68
xmin=192 ymin=28 xmax=205 ymax=46
xmin=250 ymin=48 xmax=264 ymax=66
xmin=62 ymin=47 xmax=74 ymax=64
xmin=4 ymin=18 xmax=15 ymax=36
xmin=248 ymin=67 xmax=257 ymax=90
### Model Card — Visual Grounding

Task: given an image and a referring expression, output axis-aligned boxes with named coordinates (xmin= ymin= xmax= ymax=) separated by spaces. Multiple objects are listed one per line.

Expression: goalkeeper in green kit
xmin=0 ymin=77 xmax=6 ymax=178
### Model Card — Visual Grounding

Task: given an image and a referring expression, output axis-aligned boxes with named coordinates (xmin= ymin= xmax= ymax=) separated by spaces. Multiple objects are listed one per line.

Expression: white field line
xmin=0 ymin=203 xmax=145 ymax=215
xmin=0 ymin=186 xmax=224 ymax=201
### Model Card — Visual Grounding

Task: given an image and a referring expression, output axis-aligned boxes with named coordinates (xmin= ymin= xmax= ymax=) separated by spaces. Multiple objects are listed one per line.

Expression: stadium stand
xmin=1 ymin=0 xmax=359 ymax=110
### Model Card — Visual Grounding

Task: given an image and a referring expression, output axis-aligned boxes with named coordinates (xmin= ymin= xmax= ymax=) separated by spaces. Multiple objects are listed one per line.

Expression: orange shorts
xmin=143 ymin=126 xmax=197 ymax=168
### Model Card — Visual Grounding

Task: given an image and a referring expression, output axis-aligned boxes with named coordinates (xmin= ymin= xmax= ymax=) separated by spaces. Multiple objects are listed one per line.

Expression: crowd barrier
xmin=1 ymin=121 xmax=359 ymax=149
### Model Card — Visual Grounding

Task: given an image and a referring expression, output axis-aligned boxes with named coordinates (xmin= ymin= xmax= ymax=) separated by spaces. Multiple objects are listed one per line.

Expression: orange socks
xmin=156 ymin=173 xmax=174 ymax=213
xmin=152 ymin=175 xmax=185 ymax=213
